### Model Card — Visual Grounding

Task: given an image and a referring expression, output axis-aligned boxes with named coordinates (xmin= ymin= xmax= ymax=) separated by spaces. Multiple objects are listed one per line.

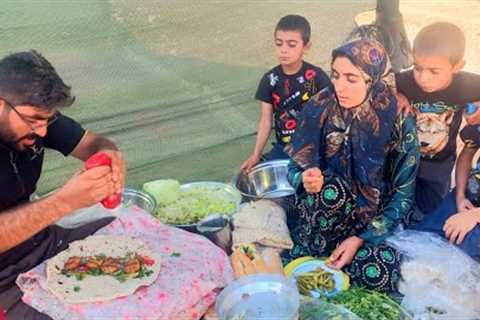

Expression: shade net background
xmin=2 ymin=1 xmax=479 ymax=194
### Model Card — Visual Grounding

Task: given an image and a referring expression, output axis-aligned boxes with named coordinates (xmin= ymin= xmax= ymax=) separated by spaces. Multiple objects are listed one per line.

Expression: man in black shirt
xmin=0 ymin=51 xmax=126 ymax=318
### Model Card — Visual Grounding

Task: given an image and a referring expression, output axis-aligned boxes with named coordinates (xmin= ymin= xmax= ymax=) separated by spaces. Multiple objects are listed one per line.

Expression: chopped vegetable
xmin=143 ymin=179 xmax=181 ymax=206
xmin=151 ymin=184 xmax=236 ymax=224
xmin=73 ymin=286 xmax=81 ymax=292
xmin=324 ymin=287 xmax=410 ymax=320
xmin=170 ymin=252 xmax=181 ymax=257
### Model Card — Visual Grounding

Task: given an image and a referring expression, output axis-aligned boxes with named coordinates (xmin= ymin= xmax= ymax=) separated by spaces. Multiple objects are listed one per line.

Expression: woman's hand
xmin=302 ymin=168 xmax=324 ymax=193
xmin=443 ymin=210 xmax=480 ymax=245
xmin=327 ymin=236 xmax=364 ymax=270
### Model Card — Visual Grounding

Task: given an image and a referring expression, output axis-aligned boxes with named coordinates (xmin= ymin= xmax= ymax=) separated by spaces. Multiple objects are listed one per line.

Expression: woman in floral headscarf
xmin=284 ymin=38 xmax=420 ymax=292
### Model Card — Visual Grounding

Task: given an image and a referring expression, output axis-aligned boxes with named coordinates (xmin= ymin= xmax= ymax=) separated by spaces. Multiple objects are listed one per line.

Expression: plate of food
xmin=143 ymin=179 xmax=241 ymax=228
xmin=284 ymin=257 xmax=350 ymax=298
xmin=46 ymin=235 xmax=161 ymax=304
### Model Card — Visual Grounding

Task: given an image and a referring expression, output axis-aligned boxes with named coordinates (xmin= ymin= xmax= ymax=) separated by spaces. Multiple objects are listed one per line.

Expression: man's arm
xmin=71 ymin=131 xmax=118 ymax=160
xmin=0 ymin=166 xmax=113 ymax=253
xmin=71 ymin=131 xmax=125 ymax=194
xmin=0 ymin=194 xmax=69 ymax=253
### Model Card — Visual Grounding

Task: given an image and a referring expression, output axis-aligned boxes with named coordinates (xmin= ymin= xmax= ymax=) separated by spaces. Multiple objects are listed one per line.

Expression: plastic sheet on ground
xmin=386 ymin=230 xmax=480 ymax=320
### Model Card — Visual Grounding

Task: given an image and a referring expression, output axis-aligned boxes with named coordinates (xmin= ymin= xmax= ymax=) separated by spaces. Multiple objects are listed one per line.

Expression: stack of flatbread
xmin=232 ymin=200 xmax=293 ymax=250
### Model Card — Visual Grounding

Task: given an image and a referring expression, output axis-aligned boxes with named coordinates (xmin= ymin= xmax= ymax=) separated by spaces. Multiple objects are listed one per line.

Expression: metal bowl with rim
xmin=122 ymin=188 xmax=157 ymax=214
xmin=146 ymin=181 xmax=241 ymax=233
xmin=233 ymin=160 xmax=295 ymax=201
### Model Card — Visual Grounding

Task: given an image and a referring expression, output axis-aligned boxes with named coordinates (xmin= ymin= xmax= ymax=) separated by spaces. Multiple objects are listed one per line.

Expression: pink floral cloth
xmin=16 ymin=206 xmax=234 ymax=320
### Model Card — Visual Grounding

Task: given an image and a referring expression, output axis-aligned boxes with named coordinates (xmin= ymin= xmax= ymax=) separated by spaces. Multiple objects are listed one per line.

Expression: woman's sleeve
xmin=287 ymin=159 xmax=305 ymax=195
xmin=358 ymin=114 xmax=420 ymax=244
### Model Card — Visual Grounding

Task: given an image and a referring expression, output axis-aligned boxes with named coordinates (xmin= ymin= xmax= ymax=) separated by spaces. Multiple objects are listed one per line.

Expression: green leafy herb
xmin=170 ymin=252 xmax=181 ymax=257
xmin=73 ymin=286 xmax=81 ymax=292
xmin=322 ymin=287 xmax=410 ymax=320
xmin=74 ymin=273 xmax=85 ymax=281
xmin=145 ymin=270 xmax=154 ymax=277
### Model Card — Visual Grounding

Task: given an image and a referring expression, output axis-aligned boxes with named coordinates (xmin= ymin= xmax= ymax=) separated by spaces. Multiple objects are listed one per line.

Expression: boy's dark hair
xmin=413 ymin=22 xmax=465 ymax=65
xmin=0 ymin=50 xmax=75 ymax=109
xmin=275 ymin=15 xmax=311 ymax=44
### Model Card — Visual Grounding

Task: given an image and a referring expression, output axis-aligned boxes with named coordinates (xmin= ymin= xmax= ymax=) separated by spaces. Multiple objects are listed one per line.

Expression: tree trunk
xmin=375 ymin=0 xmax=412 ymax=72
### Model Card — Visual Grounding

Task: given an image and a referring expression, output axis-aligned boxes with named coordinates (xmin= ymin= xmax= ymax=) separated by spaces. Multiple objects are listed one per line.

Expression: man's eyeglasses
xmin=1 ymin=97 xmax=58 ymax=134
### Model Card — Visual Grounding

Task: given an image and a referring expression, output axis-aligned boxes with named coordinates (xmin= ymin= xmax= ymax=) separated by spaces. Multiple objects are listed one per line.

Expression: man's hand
xmin=240 ymin=153 xmax=261 ymax=173
xmin=443 ymin=210 xmax=480 ymax=245
xmin=395 ymin=92 xmax=414 ymax=117
xmin=54 ymin=166 xmax=115 ymax=213
xmin=96 ymin=149 xmax=126 ymax=194
xmin=302 ymin=167 xmax=323 ymax=193
xmin=465 ymin=101 xmax=480 ymax=125
xmin=327 ymin=236 xmax=364 ymax=270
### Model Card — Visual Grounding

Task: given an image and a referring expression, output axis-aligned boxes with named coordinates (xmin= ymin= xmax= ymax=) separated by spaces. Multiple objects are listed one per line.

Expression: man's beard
xmin=0 ymin=125 xmax=40 ymax=152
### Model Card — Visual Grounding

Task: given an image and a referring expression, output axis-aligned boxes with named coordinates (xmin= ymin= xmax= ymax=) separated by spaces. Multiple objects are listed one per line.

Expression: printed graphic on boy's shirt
xmin=413 ymin=101 xmax=460 ymax=157
xmin=284 ymin=79 xmax=291 ymax=96
xmin=269 ymin=72 xmax=279 ymax=87
xmin=277 ymin=111 xmax=297 ymax=143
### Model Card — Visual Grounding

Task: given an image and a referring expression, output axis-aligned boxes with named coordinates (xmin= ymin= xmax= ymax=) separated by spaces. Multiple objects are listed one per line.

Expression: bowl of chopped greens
xmin=142 ymin=179 xmax=241 ymax=229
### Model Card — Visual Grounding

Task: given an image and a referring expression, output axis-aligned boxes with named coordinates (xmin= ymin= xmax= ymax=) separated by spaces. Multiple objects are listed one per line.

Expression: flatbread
xmin=46 ymin=235 xmax=161 ymax=304
xmin=232 ymin=200 xmax=293 ymax=250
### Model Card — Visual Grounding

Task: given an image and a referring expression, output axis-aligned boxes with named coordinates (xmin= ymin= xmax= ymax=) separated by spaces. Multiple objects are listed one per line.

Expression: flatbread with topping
xmin=46 ymin=235 xmax=161 ymax=304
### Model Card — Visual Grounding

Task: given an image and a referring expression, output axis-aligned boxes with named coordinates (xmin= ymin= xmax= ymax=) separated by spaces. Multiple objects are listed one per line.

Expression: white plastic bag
xmin=386 ymin=230 xmax=480 ymax=319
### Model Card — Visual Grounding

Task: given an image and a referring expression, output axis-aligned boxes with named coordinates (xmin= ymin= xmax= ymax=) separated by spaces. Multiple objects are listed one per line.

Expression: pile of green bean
xmin=296 ymin=267 xmax=335 ymax=296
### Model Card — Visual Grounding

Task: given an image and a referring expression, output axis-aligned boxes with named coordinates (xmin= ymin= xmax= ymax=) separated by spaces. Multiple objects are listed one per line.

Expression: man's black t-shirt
xmin=255 ymin=61 xmax=330 ymax=146
xmin=396 ymin=70 xmax=480 ymax=213
xmin=0 ymin=113 xmax=85 ymax=268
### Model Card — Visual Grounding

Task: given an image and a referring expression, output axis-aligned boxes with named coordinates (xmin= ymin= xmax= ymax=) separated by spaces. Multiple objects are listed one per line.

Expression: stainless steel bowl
xmin=233 ymin=160 xmax=295 ymax=200
xmin=122 ymin=188 xmax=157 ymax=214
xmin=174 ymin=181 xmax=241 ymax=229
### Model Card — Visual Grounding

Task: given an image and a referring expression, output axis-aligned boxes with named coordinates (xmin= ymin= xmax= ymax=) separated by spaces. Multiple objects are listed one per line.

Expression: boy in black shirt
xmin=396 ymin=22 xmax=480 ymax=216
xmin=413 ymin=125 xmax=480 ymax=259
xmin=240 ymin=15 xmax=330 ymax=172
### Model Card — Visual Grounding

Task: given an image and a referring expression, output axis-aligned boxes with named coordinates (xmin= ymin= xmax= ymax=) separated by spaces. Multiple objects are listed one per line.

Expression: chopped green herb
xmin=73 ymin=286 xmax=81 ymax=292
xmin=145 ymin=270 xmax=154 ymax=277
xmin=74 ymin=273 xmax=85 ymax=281
xmin=87 ymin=268 xmax=102 ymax=276
xmin=134 ymin=266 xmax=145 ymax=279
xmin=171 ymin=252 xmax=181 ymax=257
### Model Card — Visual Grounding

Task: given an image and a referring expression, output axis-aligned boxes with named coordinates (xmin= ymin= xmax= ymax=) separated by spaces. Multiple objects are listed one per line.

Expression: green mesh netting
xmin=1 ymin=1 xmax=373 ymax=193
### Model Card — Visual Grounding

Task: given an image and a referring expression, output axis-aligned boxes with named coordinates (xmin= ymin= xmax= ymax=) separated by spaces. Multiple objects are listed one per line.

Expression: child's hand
xmin=443 ymin=211 xmax=480 ymax=245
xmin=395 ymin=92 xmax=415 ymax=117
xmin=240 ymin=153 xmax=261 ymax=173
xmin=327 ymin=236 xmax=364 ymax=270
xmin=302 ymin=167 xmax=323 ymax=193
xmin=457 ymin=197 xmax=475 ymax=212
xmin=465 ymin=101 xmax=480 ymax=125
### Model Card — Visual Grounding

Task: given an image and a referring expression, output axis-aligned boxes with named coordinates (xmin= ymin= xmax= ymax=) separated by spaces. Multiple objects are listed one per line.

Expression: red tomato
xmin=102 ymin=194 xmax=121 ymax=209
xmin=84 ymin=152 xmax=112 ymax=170
xmin=84 ymin=153 xmax=121 ymax=209
xmin=142 ymin=256 xmax=155 ymax=266
xmin=0 ymin=308 xmax=6 ymax=320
